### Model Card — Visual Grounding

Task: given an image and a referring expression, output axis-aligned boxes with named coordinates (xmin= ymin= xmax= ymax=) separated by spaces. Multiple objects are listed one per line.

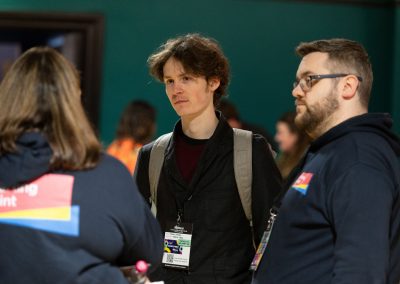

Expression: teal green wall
xmin=0 ymin=0 xmax=398 ymax=143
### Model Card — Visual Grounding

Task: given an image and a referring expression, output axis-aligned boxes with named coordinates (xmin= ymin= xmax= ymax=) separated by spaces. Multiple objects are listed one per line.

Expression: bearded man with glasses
xmin=252 ymin=38 xmax=400 ymax=284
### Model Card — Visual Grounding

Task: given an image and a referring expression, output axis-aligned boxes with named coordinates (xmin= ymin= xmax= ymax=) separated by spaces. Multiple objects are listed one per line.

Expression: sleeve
xmin=117 ymin=202 xmax=164 ymax=269
xmin=328 ymin=164 xmax=394 ymax=283
xmin=251 ymin=134 xmax=283 ymax=245
xmin=133 ymin=144 xmax=153 ymax=207
xmin=106 ymin=154 xmax=163 ymax=269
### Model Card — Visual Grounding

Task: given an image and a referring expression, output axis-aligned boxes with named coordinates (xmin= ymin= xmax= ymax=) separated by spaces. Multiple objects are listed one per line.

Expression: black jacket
xmin=253 ymin=113 xmax=400 ymax=284
xmin=0 ymin=132 xmax=163 ymax=284
xmin=135 ymin=115 xmax=282 ymax=284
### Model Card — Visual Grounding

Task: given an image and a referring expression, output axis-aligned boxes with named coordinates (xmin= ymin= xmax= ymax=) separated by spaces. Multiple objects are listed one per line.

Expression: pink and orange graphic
xmin=0 ymin=174 xmax=79 ymax=236
xmin=291 ymin=172 xmax=314 ymax=195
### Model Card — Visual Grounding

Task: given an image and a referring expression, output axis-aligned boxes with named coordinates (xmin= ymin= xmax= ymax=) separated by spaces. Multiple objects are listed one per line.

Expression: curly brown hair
xmin=147 ymin=33 xmax=230 ymax=106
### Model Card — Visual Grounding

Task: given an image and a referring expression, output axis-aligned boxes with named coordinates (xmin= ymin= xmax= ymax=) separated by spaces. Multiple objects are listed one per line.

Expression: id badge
xmin=162 ymin=222 xmax=193 ymax=270
xmin=249 ymin=210 xmax=277 ymax=271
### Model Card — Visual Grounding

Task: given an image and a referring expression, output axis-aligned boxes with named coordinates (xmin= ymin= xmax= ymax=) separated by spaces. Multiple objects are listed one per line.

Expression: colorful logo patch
xmin=0 ymin=174 xmax=79 ymax=236
xmin=291 ymin=172 xmax=314 ymax=195
xmin=164 ymin=239 xmax=183 ymax=254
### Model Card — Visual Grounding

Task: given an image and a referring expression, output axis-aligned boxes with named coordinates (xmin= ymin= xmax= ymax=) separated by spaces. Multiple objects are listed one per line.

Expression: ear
xmin=341 ymin=75 xmax=360 ymax=100
xmin=208 ymin=77 xmax=220 ymax=92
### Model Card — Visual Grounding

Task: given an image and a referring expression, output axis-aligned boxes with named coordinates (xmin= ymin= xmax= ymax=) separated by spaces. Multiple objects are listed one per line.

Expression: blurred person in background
xmin=217 ymin=98 xmax=278 ymax=152
xmin=218 ymin=98 xmax=278 ymax=152
xmin=0 ymin=47 xmax=163 ymax=284
xmin=107 ymin=100 xmax=156 ymax=174
xmin=275 ymin=111 xmax=309 ymax=183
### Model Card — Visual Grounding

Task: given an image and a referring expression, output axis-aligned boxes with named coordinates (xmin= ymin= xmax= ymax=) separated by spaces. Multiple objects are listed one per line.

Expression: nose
xmin=172 ymin=81 xmax=183 ymax=95
xmin=292 ymin=84 xmax=304 ymax=99
xmin=166 ymin=81 xmax=183 ymax=98
xmin=274 ymin=133 xmax=280 ymax=144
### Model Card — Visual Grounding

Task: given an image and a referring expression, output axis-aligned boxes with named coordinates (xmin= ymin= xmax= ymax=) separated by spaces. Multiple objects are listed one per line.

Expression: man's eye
xmin=165 ymin=79 xmax=174 ymax=85
xmin=182 ymin=76 xmax=191 ymax=81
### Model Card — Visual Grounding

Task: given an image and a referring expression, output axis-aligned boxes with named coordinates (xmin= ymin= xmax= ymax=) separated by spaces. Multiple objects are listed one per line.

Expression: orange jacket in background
xmin=107 ymin=138 xmax=143 ymax=174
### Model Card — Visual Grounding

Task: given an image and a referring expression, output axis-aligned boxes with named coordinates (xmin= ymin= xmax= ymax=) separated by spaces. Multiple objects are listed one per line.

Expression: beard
xmin=295 ymin=89 xmax=339 ymax=137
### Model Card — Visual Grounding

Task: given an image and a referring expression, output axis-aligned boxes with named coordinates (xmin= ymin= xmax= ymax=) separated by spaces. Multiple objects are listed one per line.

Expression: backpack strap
xmin=149 ymin=132 xmax=172 ymax=215
xmin=148 ymin=129 xmax=253 ymax=224
xmin=233 ymin=128 xmax=253 ymax=226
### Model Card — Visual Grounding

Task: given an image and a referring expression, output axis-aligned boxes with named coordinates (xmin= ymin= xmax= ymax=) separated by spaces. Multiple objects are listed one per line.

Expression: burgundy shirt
xmin=175 ymin=128 xmax=208 ymax=183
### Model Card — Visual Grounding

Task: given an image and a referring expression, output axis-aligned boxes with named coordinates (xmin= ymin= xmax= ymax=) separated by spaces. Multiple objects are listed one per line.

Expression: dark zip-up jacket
xmin=253 ymin=113 xmax=400 ymax=284
xmin=0 ymin=132 xmax=163 ymax=284
xmin=135 ymin=115 xmax=282 ymax=284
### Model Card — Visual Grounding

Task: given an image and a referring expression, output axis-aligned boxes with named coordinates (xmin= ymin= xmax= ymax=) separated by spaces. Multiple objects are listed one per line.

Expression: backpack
xmin=148 ymin=128 xmax=253 ymax=226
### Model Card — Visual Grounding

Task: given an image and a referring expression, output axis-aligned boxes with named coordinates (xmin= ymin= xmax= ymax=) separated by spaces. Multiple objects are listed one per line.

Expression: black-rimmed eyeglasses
xmin=293 ymin=74 xmax=363 ymax=92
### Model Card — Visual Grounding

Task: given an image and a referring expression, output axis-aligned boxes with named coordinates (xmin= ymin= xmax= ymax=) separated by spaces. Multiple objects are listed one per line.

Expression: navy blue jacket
xmin=253 ymin=113 xmax=400 ymax=284
xmin=0 ymin=132 xmax=163 ymax=283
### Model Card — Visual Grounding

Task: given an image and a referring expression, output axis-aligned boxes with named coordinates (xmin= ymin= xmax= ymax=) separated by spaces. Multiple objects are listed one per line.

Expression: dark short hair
xmin=218 ymin=99 xmax=240 ymax=121
xmin=147 ymin=33 xmax=230 ymax=106
xmin=296 ymin=38 xmax=373 ymax=107
xmin=116 ymin=100 xmax=156 ymax=144
xmin=278 ymin=112 xmax=304 ymax=137
xmin=276 ymin=111 xmax=310 ymax=179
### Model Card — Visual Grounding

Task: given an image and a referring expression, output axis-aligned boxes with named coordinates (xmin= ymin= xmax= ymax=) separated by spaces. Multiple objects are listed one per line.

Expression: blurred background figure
xmin=275 ymin=112 xmax=310 ymax=182
xmin=0 ymin=47 xmax=163 ymax=283
xmin=107 ymin=100 xmax=156 ymax=174
xmin=218 ymin=98 xmax=278 ymax=151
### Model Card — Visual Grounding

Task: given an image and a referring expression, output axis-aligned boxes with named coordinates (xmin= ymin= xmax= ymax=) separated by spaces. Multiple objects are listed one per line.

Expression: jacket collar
xmin=309 ymin=113 xmax=400 ymax=155
xmin=163 ymin=112 xmax=233 ymax=190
